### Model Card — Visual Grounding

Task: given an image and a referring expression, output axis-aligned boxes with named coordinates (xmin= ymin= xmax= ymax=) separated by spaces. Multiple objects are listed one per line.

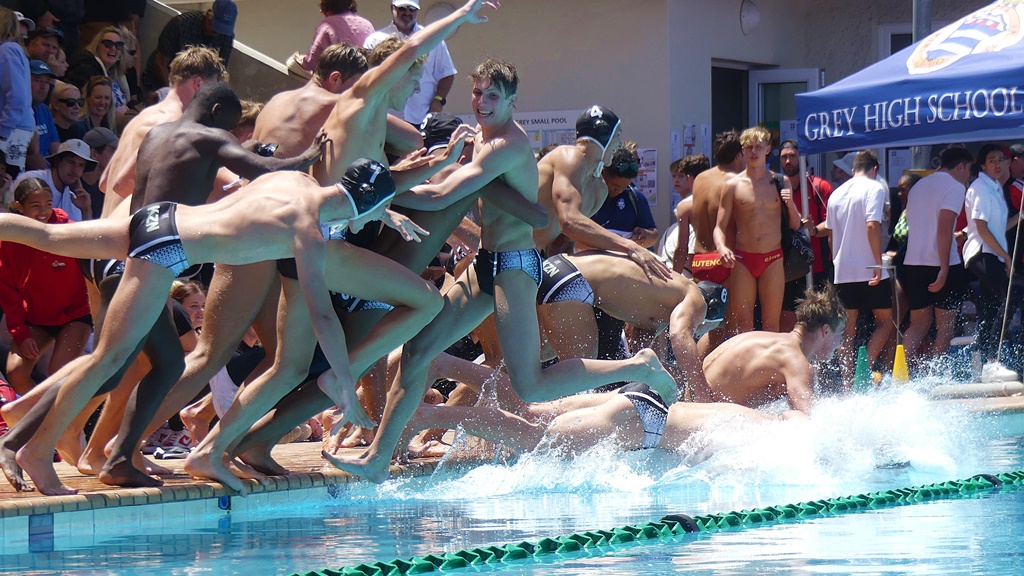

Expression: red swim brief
xmin=734 ymin=249 xmax=783 ymax=279
xmin=691 ymin=252 xmax=731 ymax=284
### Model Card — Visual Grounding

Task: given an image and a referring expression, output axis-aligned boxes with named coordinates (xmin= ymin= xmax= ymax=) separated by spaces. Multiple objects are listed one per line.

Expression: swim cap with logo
xmin=420 ymin=112 xmax=464 ymax=153
xmin=339 ymin=158 xmax=396 ymax=218
xmin=576 ymin=105 xmax=621 ymax=151
xmin=695 ymin=280 xmax=728 ymax=337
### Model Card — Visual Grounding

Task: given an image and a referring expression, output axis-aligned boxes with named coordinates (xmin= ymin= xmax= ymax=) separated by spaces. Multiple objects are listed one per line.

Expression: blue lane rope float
xmin=289 ymin=471 xmax=1023 ymax=576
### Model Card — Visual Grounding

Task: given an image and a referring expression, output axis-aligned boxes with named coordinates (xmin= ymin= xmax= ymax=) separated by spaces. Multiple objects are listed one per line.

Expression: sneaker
xmin=161 ymin=428 xmax=193 ymax=450
xmin=981 ymin=361 xmax=1019 ymax=383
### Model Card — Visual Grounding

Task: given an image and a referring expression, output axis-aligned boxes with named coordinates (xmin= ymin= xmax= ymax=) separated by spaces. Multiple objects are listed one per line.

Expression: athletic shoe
xmin=981 ymin=361 xmax=1018 ymax=383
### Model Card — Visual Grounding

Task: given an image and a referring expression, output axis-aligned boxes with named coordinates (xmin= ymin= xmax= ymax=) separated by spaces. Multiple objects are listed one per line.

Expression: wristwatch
xmin=433 ymin=95 xmax=447 ymax=106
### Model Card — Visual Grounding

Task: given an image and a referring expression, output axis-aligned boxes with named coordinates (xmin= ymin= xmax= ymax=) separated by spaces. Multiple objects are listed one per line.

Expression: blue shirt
xmin=590 ymin=184 xmax=656 ymax=233
xmin=0 ymin=42 xmax=34 ymax=138
xmin=33 ymin=103 xmax=60 ymax=155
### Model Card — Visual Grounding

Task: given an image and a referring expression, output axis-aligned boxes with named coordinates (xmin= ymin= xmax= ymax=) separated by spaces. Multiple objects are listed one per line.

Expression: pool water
xmin=3 ymin=388 xmax=1024 ymax=575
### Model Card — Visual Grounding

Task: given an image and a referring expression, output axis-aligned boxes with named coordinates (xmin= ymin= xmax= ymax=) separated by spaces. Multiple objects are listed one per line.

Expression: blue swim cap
xmin=576 ymin=105 xmax=621 ymax=151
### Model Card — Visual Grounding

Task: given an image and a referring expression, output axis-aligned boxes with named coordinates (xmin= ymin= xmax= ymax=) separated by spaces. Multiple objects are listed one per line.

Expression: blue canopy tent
xmin=796 ymin=0 xmax=1024 ymax=155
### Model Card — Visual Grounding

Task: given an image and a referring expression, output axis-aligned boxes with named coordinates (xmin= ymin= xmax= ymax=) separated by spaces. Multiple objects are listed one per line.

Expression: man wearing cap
xmin=364 ymin=0 xmax=457 ymax=125
xmin=141 ymin=0 xmax=236 ymax=92
xmin=13 ymin=11 xmax=34 ymax=38
xmin=11 ymin=139 xmax=93 ymax=221
xmin=28 ymin=60 xmax=60 ymax=157
xmin=80 ymin=127 xmax=118 ymax=218
xmin=25 ymin=27 xmax=62 ymax=63
xmin=831 ymin=151 xmax=855 ymax=187
xmin=537 ymin=250 xmax=724 ymax=396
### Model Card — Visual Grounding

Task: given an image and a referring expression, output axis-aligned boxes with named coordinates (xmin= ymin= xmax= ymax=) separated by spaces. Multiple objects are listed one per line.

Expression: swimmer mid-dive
xmin=0 ymin=161 xmax=399 ymax=495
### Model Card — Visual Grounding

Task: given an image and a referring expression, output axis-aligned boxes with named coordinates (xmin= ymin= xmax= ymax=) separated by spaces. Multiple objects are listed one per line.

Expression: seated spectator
xmin=47 ymin=47 xmax=68 ymax=79
xmin=72 ymin=75 xmax=115 ymax=133
xmin=10 ymin=139 xmax=94 ymax=221
xmin=0 ymin=177 xmax=92 ymax=395
xmin=80 ymin=127 xmax=118 ymax=219
xmin=29 ymin=60 xmax=60 ymax=157
xmin=118 ymin=25 xmax=143 ymax=112
xmin=25 ymin=26 xmax=62 ymax=64
xmin=49 ymin=82 xmax=86 ymax=143
xmin=65 ymin=27 xmax=133 ymax=120
xmin=288 ymin=0 xmax=374 ymax=78
xmin=141 ymin=0 xmax=237 ymax=92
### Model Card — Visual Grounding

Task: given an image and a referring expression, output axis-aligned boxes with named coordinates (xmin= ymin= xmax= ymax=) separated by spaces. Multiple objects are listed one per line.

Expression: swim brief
xmin=618 ymin=382 xmax=668 ymax=450
xmin=474 ymin=247 xmax=543 ymax=296
xmin=330 ymin=292 xmax=394 ymax=314
xmin=537 ymin=254 xmax=595 ymax=306
xmin=78 ymin=258 xmax=126 ymax=286
xmin=691 ymin=252 xmax=731 ymax=284
xmin=734 ymin=249 xmax=783 ymax=279
xmin=127 ymin=202 xmax=192 ymax=277
xmin=276 ymin=221 xmax=351 ymax=280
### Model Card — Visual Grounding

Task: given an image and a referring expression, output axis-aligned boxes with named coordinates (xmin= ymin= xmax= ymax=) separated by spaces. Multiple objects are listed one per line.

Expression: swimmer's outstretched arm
xmin=395 ymin=142 xmax=517 ymax=211
xmin=0 ymin=214 xmax=130 ymax=260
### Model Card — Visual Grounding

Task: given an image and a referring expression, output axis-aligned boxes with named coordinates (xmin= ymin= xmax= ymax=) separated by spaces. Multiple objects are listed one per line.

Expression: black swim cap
xmin=697 ymin=281 xmax=728 ymax=323
xmin=341 ymin=158 xmax=396 ymax=217
xmin=420 ymin=112 xmax=464 ymax=153
xmin=576 ymin=105 xmax=621 ymax=150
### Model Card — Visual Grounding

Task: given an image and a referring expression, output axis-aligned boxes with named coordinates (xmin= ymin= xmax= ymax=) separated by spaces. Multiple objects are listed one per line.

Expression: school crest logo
xmin=907 ymin=1 xmax=1024 ymax=75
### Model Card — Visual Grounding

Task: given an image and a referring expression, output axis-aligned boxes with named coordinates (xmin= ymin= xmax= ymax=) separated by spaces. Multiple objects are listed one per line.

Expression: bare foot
xmin=98 ymin=455 xmax=163 ymax=488
xmin=0 ymin=396 xmax=27 ymax=429
xmin=141 ymin=455 xmax=173 ymax=476
xmin=635 ymin=348 xmax=679 ymax=406
xmin=16 ymin=445 xmax=76 ymax=495
xmin=184 ymin=448 xmax=247 ymax=494
xmin=55 ymin=429 xmax=85 ymax=467
xmin=181 ymin=408 xmax=212 ymax=446
xmin=0 ymin=440 xmax=33 ymax=492
xmin=226 ymin=456 xmax=267 ymax=481
xmin=340 ymin=425 xmax=374 ymax=448
xmin=237 ymin=445 xmax=289 ymax=476
xmin=318 ymin=372 xmax=376 ymax=430
xmin=76 ymin=443 xmax=107 ymax=476
xmin=406 ymin=437 xmax=451 ymax=459
xmin=321 ymin=448 xmax=392 ymax=484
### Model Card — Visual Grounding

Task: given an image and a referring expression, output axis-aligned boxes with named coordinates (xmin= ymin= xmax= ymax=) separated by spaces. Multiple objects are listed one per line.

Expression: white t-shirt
xmin=11 ymin=168 xmax=84 ymax=221
xmin=364 ymin=23 xmax=457 ymax=124
xmin=825 ymin=175 xmax=890 ymax=284
xmin=903 ymin=171 xmax=965 ymax=267
xmin=963 ymin=172 xmax=1009 ymax=265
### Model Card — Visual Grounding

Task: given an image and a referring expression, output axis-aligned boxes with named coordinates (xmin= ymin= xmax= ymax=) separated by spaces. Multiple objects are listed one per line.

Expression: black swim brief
xmin=78 ymin=258 xmax=126 ymax=286
xmin=619 ymin=382 xmax=668 ymax=450
xmin=537 ymin=254 xmax=595 ymax=306
xmin=474 ymin=248 xmax=543 ymax=296
xmin=277 ymin=222 xmax=352 ymax=280
xmin=127 ymin=202 xmax=191 ymax=277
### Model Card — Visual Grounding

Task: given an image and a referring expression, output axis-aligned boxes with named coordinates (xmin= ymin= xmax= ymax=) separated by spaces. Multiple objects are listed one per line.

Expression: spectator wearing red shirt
xmin=0 ymin=177 xmax=91 ymax=394
xmin=778 ymin=140 xmax=835 ymax=332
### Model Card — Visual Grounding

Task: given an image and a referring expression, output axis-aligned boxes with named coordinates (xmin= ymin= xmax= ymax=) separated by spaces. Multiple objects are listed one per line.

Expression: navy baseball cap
xmin=29 ymin=60 xmax=56 ymax=78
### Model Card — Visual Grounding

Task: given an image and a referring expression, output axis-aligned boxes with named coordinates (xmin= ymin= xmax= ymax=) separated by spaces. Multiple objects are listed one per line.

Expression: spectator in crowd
xmin=49 ymin=81 xmax=86 ymax=142
xmin=229 ymin=99 xmax=261 ymax=143
xmin=899 ymin=146 xmax=973 ymax=368
xmin=0 ymin=150 xmax=11 ymax=206
xmin=13 ymin=3 xmax=81 ymax=54
xmin=0 ymin=177 xmax=92 ymax=395
xmin=831 ymin=151 xmax=855 ymax=187
xmin=963 ymin=143 xmax=1018 ymax=382
xmin=118 ymin=25 xmax=143 ymax=112
xmin=171 ymin=281 xmax=206 ymax=334
xmin=25 ymin=26 xmax=62 ymax=64
xmin=0 ymin=8 xmax=37 ymax=177
xmin=288 ymin=0 xmax=374 ymax=78
xmin=824 ymin=150 xmax=892 ymax=382
xmin=592 ymin=142 xmax=658 ymax=249
xmin=65 ymin=27 xmax=132 ymax=121
xmin=47 ymin=47 xmax=68 ymax=79
xmin=13 ymin=11 xmax=34 ymax=39
xmin=79 ymin=126 xmax=117 ymax=218
xmin=29 ymin=60 xmax=60 ymax=157
xmin=141 ymin=0 xmax=237 ymax=92
xmin=668 ymin=154 xmax=709 ymax=274
xmin=364 ymin=0 xmax=456 ymax=124
xmin=10 ymin=139 xmax=93 ymax=221
xmin=778 ymin=139 xmax=835 ymax=332
xmin=73 ymin=75 xmax=114 ymax=133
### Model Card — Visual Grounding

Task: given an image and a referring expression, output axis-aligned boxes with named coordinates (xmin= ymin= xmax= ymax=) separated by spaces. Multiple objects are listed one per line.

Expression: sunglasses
xmin=396 ymin=6 xmax=418 ymax=13
xmin=57 ymin=98 xmax=84 ymax=106
xmin=100 ymin=39 xmax=125 ymax=50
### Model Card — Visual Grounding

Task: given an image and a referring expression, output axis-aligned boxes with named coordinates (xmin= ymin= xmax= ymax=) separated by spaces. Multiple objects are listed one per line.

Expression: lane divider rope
xmin=289 ymin=470 xmax=1023 ymax=576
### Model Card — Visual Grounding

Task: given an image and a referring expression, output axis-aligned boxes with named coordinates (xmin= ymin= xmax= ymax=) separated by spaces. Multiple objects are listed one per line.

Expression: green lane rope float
xmin=289 ymin=471 xmax=1024 ymax=576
